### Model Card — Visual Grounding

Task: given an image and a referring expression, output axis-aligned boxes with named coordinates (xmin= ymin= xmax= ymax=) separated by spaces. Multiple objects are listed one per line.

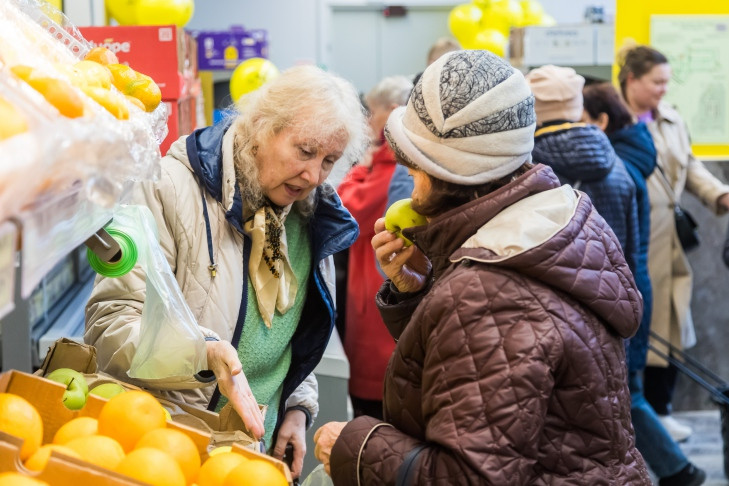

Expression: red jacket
xmin=337 ymin=142 xmax=398 ymax=400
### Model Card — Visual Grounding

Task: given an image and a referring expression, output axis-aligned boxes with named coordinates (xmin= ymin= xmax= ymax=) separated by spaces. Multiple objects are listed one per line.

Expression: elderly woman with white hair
xmin=85 ymin=65 xmax=369 ymax=478
xmin=314 ymin=50 xmax=649 ymax=484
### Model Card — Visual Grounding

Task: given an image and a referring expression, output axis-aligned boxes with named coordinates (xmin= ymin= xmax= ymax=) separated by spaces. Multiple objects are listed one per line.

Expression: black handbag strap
xmin=653 ymin=163 xmax=680 ymax=206
xmin=395 ymin=445 xmax=426 ymax=486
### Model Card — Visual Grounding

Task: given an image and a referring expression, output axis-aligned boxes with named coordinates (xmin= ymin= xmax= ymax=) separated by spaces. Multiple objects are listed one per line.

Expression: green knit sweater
xmin=216 ymin=209 xmax=311 ymax=448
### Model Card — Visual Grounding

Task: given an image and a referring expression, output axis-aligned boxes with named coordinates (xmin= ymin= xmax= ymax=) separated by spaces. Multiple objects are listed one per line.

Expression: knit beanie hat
xmin=384 ymin=50 xmax=536 ymax=185
xmin=525 ymin=65 xmax=585 ymax=124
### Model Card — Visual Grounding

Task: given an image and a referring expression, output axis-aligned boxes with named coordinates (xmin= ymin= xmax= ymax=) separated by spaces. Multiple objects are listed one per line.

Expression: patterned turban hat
xmin=385 ymin=50 xmax=536 ymax=185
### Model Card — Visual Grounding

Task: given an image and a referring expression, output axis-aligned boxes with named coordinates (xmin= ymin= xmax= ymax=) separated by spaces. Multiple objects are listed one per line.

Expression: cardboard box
xmin=78 ymin=25 xmax=198 ymax=99
xmin=0 ymin=370 xmax=146 ymax=484
xmin=160 ymin=95 xmax=198 ymax=156
xmin=39 ymin=339 xmax=271 ymax=454
xmin=192 ymin=26 xmax=268 ymax=71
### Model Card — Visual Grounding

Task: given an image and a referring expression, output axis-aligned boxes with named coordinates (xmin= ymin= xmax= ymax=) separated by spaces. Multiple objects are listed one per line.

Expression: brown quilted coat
xmin=330 ymin=165 xmax=650 ymax=485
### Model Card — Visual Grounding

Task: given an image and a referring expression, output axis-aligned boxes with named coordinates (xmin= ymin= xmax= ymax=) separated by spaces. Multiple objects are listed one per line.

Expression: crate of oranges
xmin=0 ymin=370 xmax=292 ymax=485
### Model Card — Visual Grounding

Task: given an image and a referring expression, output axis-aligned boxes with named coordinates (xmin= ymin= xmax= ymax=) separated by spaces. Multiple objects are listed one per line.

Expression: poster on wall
xmin=650 ymin=15 xmax=729 ymax=145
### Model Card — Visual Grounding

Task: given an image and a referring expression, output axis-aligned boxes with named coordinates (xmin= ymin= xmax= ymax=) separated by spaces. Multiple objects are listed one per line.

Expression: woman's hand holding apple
xmin=372 ymin=217 xmax=431 ymax=293
xmin=205 ymin=340 xmax=265 ymax=440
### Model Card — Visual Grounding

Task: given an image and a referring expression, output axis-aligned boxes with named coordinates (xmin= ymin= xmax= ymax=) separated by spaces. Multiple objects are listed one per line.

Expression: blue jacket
xmin=186 ymin=121 xmax=359 ymax=439
xmin=610 ymin=123 xmax=657 ymax=371
xmin=532 ymin=123 xmax=640 ymax=277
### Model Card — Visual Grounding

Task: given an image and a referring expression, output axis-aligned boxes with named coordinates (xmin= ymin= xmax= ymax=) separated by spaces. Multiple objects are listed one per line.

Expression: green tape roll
xmin=87 ymin=227 xmax=138 ymax=278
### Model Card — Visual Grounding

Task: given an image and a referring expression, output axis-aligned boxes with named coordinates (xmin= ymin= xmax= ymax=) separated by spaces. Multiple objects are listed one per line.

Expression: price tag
xmin=0 ymin=222 xmax=18 ymax=320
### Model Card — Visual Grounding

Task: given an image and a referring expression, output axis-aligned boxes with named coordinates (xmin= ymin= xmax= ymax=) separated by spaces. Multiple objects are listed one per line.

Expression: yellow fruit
xmin=116 ymin=448 xmax=186 ymax=486
xmin=81 ymin=86 xmax=129 ymax=120
xmin=74 ymin=60 xmax=112 ymax=89
xmin=24 ymin=444 xmax=81 ymax=471
xmin=98 ymin=390 xmax=167 ymax=452
xmin=127 ymin=73 xmax=161 ymax=112
xmin=29 ymin=77 xmax=84 ymax=118
xmin=136 ymin=428 xmax=201 ymax=485
xmin=223 ymin=458 xmax=288 ymax=486
xmin=10 ymin=64 xmax=34 ymax=81
xmin=125 ymin=94 xmax=145 ymax=111
xmin=52 ymin=416 xmax=98 ymax=445
xmin=107 ymin=63 xmax=140 ymax=91
xmin=207 ymin=446 xmax=232 ymax=457
xmin=84 ymin=46 xmax=119 ymax=65
xmin=107 ymin=63 xmax=161 ymax=112
xmin=0 ymin=393 xmax=43 ymax=461
xmin=64 ymin=434 xmax=126 ymax=469
xmin=0 ymin=96 xmax=29 ymax=140
xmin=0 ymin=472 xmax=48 ymax=485
xmin=197 ymin=452 xmax=246 ymax=486
xmin=11 ymin=65 xmax=85 ymax=118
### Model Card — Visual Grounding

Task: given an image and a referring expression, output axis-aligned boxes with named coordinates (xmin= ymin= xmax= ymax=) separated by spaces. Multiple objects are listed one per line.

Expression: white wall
xmin=186 ymin=0 xmax=615 ymax=91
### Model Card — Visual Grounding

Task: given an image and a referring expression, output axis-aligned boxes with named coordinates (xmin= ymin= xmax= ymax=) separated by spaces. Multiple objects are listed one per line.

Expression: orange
xmin=0 ymin=96 xmax=29 ymax=140
xmin=0 ymin=472 xmax=48 ymax=485
xmin=81 ymin=86 xmax=129 ymax=120
xmin=107 ymin=63 xmax=161 ymax=112
xmin=97 ymin=390 xmax=167 ymax=452
xmin=136 ymin=428 xmax=201 ymax=484
xmin=64 ymin=434 xmax=125 ymax=469
xmin=26 ymin=77 xmax=84 ymax=118
xmin=73 ymin=60 xmax=112 ymax=89
xmin=84 ymin=46 xmax=119 ymax=65
xmin=0 ymin=393 xmax=43 ymax=461
xmin=24 ymin=444 xmax=81 ymax=471
xmin=10 ymin=64 xmax=34 ymax=81
xmin=127 ymin=73 xmax=161 ymax=112
xmin=52 ymin=416 xmax=98 ymax=445
xmin=108 ymin=63 xmax=140 ymax=92
xmin=116 ymin=447 xmax=186 ymax=486
xmin=125 ymin=94 xmax=145 ymax=111
xmin=223 ymin=458 xmax=288 ymax=486
xmin=197 ymin=452 xmax=246 ymax=486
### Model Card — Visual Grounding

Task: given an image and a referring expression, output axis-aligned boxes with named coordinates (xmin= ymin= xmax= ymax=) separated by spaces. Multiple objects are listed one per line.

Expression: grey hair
xmin=231 ymin=64 xmax=369 ymax=216
xmin=365 ymin=75 xmax=413 ymax=110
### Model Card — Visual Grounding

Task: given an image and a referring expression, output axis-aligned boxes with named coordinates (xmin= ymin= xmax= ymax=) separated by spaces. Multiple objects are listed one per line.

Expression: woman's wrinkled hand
xmin=313 ymin=421 xmax=347 ymax=475
xmin=205 ymin=340 xmax=265 ymax=440
xmin=272 ymin=409 xmax=307 ymax=478
xmin=372 ymin=217 xmax=431 ymax=293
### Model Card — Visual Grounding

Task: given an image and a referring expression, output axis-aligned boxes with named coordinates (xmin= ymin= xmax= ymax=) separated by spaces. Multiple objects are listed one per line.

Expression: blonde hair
xmin=365 ymin=75 xmax=413 ymax=110
xmin=427 ymin=37 xmax=461 ymax=66
xmin=231 ymin=65 xmax=369 ymax=215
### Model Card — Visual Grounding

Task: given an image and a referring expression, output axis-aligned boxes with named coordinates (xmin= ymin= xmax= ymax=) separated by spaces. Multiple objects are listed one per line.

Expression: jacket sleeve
xmin=386 ymin=165 xmax=414 ymax=210
xmin=680 ymin=120 xmax=729 ymax=214
xmin=333 ymin=270 xmax=560 ymax=485
xmin=284 ymin=372 xmax=319 ymax=428
xmin=85 ymin=159 xmax=218 ymax=389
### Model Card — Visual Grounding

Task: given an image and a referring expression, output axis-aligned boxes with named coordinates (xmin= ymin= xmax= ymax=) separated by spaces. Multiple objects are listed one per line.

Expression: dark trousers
xmin=333 ymin=249 xmax=349 ymax=343
xmin=351 ymin=395 xmax=384 ymax=421
xmin=644 ymin=362 xmax=679 ymax=415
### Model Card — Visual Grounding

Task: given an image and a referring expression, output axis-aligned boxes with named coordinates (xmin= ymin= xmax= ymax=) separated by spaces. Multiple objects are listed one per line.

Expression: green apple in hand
xmin=89 ymin=382 xmax=126 ymax=399
xmin=46 ymin=368 xmax=88 ymax=410
xmin=384 ymin=198 xmax=427 ymax=247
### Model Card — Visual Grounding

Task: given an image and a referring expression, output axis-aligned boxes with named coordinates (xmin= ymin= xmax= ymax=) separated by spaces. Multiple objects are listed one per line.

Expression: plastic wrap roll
xmin=86 ymin=227 xmax=138 ymax=277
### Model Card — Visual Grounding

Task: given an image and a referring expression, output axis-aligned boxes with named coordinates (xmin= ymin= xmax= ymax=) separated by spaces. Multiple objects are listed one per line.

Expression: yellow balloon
xmin=105 ymin=0 xmax=140 ymax=25
xmin=480 ymin=4 xmax=513 ymax=37
xmin=520 ymin=0 xmax=544 ymax=26
xmin=229 ymin=58 xmax=280 ymax=102
xmin=134 ymin=0 xmax=194 ymax=28
xmin=540 ymin=13 xmax=556 ymax=26
xmin=460 ymin=29 xmax=507 ymax=57
xmin=448 ymin=4 xmax=483 ymax=45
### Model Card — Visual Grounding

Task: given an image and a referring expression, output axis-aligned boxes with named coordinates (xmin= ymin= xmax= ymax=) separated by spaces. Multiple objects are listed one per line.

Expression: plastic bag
xmin=301 ymin=465 xmax=334 ymax=486
xmin=102 ymin=205 xmax=207 ymax=386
